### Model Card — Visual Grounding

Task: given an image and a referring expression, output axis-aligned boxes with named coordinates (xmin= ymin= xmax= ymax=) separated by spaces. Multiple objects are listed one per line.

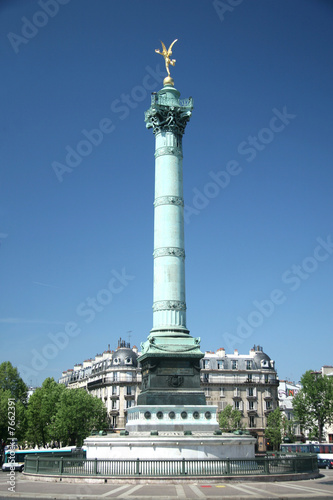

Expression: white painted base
xmin=84 ymin=433 xmax=256 ymax=460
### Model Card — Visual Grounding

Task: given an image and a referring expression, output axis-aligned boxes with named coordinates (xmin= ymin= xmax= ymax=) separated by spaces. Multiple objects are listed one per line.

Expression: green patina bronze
xmin=137 ymin=80 xmax=206 ymax=407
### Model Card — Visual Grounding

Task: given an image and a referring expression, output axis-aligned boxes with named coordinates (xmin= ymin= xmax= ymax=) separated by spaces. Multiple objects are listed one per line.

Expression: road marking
xmin=100 ymin=484 xmax=130 ymax=497
xmin=228 ymin=483 xmax=267 ymax=497
xmin=189 ymin=484 xmax=206 ymax=498
xmin=175 ymin=484 xmax=186 ymax=498
xmin=241 ymin=483 xmax=283 ymax=497
xmin=215 ymin=485 xmax=226 ymax=487
xmin=278 ymin=482 xmax=332 ymax=496
xmin=120 ymin=484 xmax=143 ymax=497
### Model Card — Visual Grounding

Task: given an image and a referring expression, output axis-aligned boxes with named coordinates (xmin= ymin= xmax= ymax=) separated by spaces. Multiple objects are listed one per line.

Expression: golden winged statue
xmin=155 ymin=39 xmax=178 ymax=78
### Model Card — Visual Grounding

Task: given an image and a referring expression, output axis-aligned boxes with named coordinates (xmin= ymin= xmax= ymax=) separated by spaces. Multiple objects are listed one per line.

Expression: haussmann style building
xmin=59 ymin=342 xmax=278 ymax=451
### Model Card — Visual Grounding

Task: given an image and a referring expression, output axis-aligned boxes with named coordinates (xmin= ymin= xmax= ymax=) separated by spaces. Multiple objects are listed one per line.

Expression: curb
xmin=22 ymin=471 xmax=321 ymax=483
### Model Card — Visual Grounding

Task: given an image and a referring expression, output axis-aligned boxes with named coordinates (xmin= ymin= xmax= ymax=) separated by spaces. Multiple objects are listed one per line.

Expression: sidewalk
xmin=1 ymin=470 xmax=333 ymax=499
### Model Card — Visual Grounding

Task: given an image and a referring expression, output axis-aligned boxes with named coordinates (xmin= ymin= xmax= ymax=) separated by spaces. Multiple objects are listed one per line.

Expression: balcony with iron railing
xmin=150 ymin=93 xmax=193 ymax=110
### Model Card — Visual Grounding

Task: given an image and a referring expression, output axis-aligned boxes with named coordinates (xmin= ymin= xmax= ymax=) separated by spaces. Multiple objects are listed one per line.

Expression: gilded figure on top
xmin=155 ymin=39 xmax=178 ymax=78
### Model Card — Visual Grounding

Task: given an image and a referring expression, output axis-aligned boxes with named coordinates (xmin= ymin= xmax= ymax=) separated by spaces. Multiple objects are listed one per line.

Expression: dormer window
xmin=232 ymin=360 xmax=238 ymax=370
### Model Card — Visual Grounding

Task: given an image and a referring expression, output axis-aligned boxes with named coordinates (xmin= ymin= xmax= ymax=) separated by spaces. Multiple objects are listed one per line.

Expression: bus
xmin=280 ymin=443 xmax=333 ymax=464
xmin=2 ymin=446 xmax=86 ymax=472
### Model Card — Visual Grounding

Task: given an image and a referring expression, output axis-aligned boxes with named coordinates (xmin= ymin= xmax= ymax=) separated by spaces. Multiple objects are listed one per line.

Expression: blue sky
xmin=1 ymin=0 xmax=332 ymax=387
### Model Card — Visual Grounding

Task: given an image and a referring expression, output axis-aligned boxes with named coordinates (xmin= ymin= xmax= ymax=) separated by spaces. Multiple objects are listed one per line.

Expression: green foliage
xmin=25 ymin=379 xmax=108 ymax=447
xmin=50 ymin=388 xmax=108 ymax=446
xmin=265 ymin=408 xmax=283 ymax=450
xmin=0 ymin=361 xmax=28 ymax=405
xmin=282 ymin=416 xmax=296 ymax=443
xmin=26 ymin=378 xmax=65 ymax=447
xmin=0 ymin=362 xmax=28 ymax=448
xmin=219 ymin=404 xmax=243 ymax=432
xmin=293 ymin=370 xmax=333 ymax=442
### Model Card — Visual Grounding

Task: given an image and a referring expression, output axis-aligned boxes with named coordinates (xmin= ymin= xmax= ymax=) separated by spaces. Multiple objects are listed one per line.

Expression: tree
xmin=293 ymin=370 xmax=333 ymax=442
xmin=0 ymin=362 xmax=28 ymax=405
xmin=26 ymin=378 xmax=65 ymax=447
xmin=0 ymin=362 xmax=28 ymax=452
xmin=282 ymin=416 xmax=296 ymax=443
xmin=219 ymin=404 xmax=243 ymax=432
xmin=50 ymin=388 xmax=108 ymax=446
xmin=265 ymin=408 xmax=283 ymax=450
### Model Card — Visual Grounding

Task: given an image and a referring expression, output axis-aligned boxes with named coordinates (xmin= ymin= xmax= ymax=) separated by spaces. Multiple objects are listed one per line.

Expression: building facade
xmin=321 ymin=366 xmax=333 ymax=443
xmin=278 ymin=380 xmax=302 ymax=440
xmin=59 ymin=342 xmax=278 ymax=449
xmin=200 ymin=345 xmax=278 ymax=453
xmin=59 ymin=339 xmax=141 ymax=429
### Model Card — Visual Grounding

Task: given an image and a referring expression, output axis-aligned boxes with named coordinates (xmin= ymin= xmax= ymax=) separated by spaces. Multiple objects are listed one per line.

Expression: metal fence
xmin=24 ymin=454 xmax=318 ymax=478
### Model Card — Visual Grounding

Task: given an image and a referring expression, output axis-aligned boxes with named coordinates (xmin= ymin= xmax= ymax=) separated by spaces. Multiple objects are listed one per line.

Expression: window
xmin=232 ymin=360 xmax=238 ymax=370
xmin=247 ymin=374 xmax=253 ymax=382
xmin=246 ymin=360 xmax=252 ymax=370
xmin=111 ymin=400 xmax=118 ymax=410
xmin=205 ymin=387 xmax=210 ymax=397
xmin=202 ymin=359 xmax=210 ymax=369
xmin=234 ymin=400 xmax=242 ymax=411
xmin=234 ymin=387 xmax=240 ymax=397
xmin=112 ymin=385 xmax=118 ymax=395
xmin=218 ymin=401 xmax=227 ymax=411
xmin=217 ymin=361 xmax=224 ymax=369
xmin=265 ymin=374 xmax=269 ymax=383
xmin=220 ymin=387 xmax=225 ymax=397
xmin=266 ymin=401 xmax=272 ymax=410
xmin=248 ymin=387 xmax=254 ymax=397
xmin=248 ymin=401 xmax=254 ymax=410
xmin=126 ymin=400 xmax=132 ymax=408
xmin=126 ymin=386 xmax=132 ymax=395
xmin=113 ymin=372 xmax=118 ymax=382
xmin=249 ymin=416 xmax=255 ymax=428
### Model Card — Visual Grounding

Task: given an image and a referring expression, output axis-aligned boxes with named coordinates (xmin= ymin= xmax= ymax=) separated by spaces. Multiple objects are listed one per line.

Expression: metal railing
xmin=24 ymin=454 xmax=318 ymax=478
xmin=150 ymin=94 xmax=193 ymax=110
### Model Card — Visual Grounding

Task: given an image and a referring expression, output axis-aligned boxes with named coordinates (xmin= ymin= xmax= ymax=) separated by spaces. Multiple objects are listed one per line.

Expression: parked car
xmin=318 ymin=458 xmax=333 ymax=469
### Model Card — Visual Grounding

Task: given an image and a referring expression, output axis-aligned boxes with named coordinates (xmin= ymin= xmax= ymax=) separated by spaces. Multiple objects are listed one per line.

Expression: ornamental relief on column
xmin=153 ymin=247 xmax=185 ymax=258
xmin=155 ymin=146 xmax=183 ymax=159
xmin=145 ymin=106 xmax=192 ymax=136
xmin=153 ymin=300 xmax=186 ymax=312
xmin=154 ymin=196 xmax=184 ymax=207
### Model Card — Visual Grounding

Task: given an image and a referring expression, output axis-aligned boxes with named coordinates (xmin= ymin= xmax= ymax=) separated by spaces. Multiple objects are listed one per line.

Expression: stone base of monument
xmin=125 ymin=405 xmax=219 ymax=432
xmin=84 ymin=405 xmax=256 ymax=460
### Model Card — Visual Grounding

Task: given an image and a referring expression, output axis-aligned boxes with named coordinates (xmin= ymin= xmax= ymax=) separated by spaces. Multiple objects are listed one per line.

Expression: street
xmin=0 ymin=469 xmax=333 ymax=499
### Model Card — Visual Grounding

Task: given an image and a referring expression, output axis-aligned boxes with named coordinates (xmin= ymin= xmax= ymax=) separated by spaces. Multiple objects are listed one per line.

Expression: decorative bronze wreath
xmin=167 ymin=375 xmax=184 ymax=387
